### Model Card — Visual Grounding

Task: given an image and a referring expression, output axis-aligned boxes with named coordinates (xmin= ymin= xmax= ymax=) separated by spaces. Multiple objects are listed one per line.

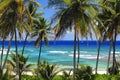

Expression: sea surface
xmin=0 ymin=40 xmax=120 ymax=70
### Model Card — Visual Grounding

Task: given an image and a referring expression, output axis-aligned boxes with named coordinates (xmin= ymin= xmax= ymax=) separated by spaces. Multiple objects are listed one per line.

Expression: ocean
xmin=0 ymin=40 xmax=120 ymax=70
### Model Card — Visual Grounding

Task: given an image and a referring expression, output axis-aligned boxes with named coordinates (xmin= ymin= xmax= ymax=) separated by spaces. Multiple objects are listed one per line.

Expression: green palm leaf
xmin=0 ymin=0 xmax=12 ymax=11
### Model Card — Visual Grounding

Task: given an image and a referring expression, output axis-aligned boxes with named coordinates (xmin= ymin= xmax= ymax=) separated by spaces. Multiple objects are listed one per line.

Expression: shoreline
xmin=21 ymin=69 xmax=107 ymax=76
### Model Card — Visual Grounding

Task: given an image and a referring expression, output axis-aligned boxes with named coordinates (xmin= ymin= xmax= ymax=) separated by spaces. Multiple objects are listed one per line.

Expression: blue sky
xmin=36 ymin=0 xmax=75 ymax=40
xmin=36 ymin=0 xmax=120 ymax=40
xmin=37 ymin=0 xmax=55 ymax=21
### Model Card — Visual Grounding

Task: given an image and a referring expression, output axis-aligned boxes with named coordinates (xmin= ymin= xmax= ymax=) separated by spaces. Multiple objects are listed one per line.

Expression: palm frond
xmin=0 ymin=0 xmax=12 ymax=11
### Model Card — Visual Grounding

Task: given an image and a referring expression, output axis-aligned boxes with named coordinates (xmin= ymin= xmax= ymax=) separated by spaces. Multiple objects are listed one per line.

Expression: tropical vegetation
xmin=0 ymin=0 xmax=120 ymax=80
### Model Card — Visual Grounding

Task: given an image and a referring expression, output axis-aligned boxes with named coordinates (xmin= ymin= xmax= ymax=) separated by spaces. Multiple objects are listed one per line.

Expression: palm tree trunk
xmin=77 ymin=37 xmax=80 ymax=69
xmin=73 ymin=28 xmax=77 ymax=80
xmin=15 ymin=29 xmax=20 ymax=80
xmin=112 ymin=28 xmax=117 ymax=75
xmin=1 ymin=33 xmax=14 ymax=79
xmin=107 ymin=39 xmax=113 ymax=74
xmin=37 ymin=41 xmax=42 ymax=67
xmin=95 ymin=40 xmax=101 ymax=74
xmin=1 ymin=37 xmax=5 ymax=66
xmin=22 ymin=32 xmax=29 ymax=55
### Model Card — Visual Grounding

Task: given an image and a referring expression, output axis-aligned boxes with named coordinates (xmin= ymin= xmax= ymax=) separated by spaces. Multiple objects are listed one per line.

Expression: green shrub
xmin=108 ymin=66 xmax=119 ymax=75
xmin=21 ymin=75 xmax=42 ymax=80
xmin=35 ymin=61 xmax=61 ymax=80
xmin=91 ymin=74 xmax=120 ymax=80
xmin=75 ymin=65 xmax=92 ymax=80
xmin=20 ymin=74 xmax=120 ymax=80
xmin=0 ymin=65 xmax=14 ymax=80
xmin=21 ymin=75 xmax=63 ymax=80
xmin=92 ymin=74 xmax=110 ymax=80
xmin=61 ymin=69 xmax=72 ymax=80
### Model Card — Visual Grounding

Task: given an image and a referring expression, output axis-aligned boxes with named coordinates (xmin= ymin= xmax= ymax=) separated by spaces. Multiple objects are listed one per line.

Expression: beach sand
xmin=22 ymin=70 xmax=107 ymax=76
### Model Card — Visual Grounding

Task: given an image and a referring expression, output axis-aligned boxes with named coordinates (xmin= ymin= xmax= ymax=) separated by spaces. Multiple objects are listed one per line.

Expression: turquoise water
xmin=1 ymin=40 xmax=120 ymax=69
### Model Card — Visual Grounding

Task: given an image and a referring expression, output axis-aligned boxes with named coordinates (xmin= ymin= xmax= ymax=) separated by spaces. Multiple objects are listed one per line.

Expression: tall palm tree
xmin=21 ymin=0 xmax=41 ymax=55
xmin=95 ymin=22 xmax=105 ymax=74
xmin=95 ymin=40 xmax=101 ymax=74
xmin=31 ymin=17 xmax=50 ymax=68
xmin=48 ymin=0 xmax=101 ymax=79
xmin=99 ymin=0 xmax=120 ymax=74
xmin=107 ymin=38 xmax=113 ymax=74
xmin=0 ymin=1 xmax=17 ymax=79
xmin=0 ymin=0 xmax=32 ymax=79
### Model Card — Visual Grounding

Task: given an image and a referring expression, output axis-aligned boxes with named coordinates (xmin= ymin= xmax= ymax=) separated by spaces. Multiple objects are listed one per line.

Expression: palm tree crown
xmin=48 ymin=0 xmax=101 ymax=80
xmin=32 ymin=17 xmax=50 ymax=47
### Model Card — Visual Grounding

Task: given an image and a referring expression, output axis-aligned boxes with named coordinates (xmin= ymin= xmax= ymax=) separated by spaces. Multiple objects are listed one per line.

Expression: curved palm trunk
xmin=22 ymin=32 xmax=29 ymax=55
xmin=73 ymin=29 xmax=77 ymax=80
xmin=1 ymin=37 xmax=5 ymax=66
xmin=95 ymin=41 xmax=101 ymax=74
xmin=1 ymin=33 xmax=14 ymax=79
xmin=15 ymin=29 xmax=20 ymax=80
xmin=112 ymin=28 xmax=117 ymax=75
xmin=107 ymin=39 xmax=113 ymax=74
xmin=77 ymin=37 xmax=80 ymax=69
xmin=37 ymin=41 xmax=42 ymax=67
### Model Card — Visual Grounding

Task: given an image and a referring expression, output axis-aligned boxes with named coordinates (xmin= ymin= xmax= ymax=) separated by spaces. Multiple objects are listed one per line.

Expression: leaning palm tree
xmin=95 ymin=40 xmax=101 ymax=74
xmin=99 ymin=0 xmax=120 ymax=74
xmin=95 ymin=18 xmax=106 ymax=74
xmin=48 ymin=0 xmax=101 ymax=79
xmin=31 ymin=17 xmax=50 ymax=68
xmin=20 ymin=0 xmax=41 ymax=55
xmin=106 ymin=38 xmax=113 ymax=74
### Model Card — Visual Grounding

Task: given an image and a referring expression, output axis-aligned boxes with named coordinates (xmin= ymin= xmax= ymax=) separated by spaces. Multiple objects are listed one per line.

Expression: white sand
xmin=22 ymin=70 xmax=107 ymax=76
xmin=93 ymin=70 xmax=107 ymax=74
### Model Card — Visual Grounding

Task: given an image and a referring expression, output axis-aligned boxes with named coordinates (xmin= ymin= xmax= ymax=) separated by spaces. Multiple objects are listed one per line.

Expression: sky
xmin=36 ymin=0 xmax=75 ymax=40
xmin=36 ymin=0 xmax=120 ymax=40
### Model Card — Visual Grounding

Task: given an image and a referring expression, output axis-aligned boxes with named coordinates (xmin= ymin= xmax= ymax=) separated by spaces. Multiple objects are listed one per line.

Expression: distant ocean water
xmin=0 ymin=40 xmax=120 ymax=70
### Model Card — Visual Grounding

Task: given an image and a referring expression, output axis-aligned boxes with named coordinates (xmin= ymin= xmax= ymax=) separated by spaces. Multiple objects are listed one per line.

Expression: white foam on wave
xmin=0 ymin=50 xmax=7 ymax=54
xmin=0 ymin=48 xmax=12 ymax=55
xmin=48 ymin=51 xmax=68 ymax=54
xmin=111 ymin=51 xmax=120 ymax=54
xmin=68 ymin=54 xmax=103 ymax=59
xmin=70 ymin=51 xmax=89 ymax=54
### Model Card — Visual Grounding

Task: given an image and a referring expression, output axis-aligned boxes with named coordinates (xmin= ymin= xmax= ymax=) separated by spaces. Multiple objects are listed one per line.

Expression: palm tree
xmin=0 ymin=0 xmax=17 ymax=78
xmin=107 ymin=38 xmax=113 ymax=74
xmin=0 ymin=0 xmax=32 ymax=79
xmin=99 ymin=0 xmax=120 ymax=74
xmin=48 ymin=0 xmax=100 ymax=79
xmin=21 ymin=0 xmax=41 ymax=55
xmin=94 ymin=21 xmax=105 ymax=74
xmin=95 ymin=40 xmax=101 ymax=74
xmin=31 ymin=17 xmax=50 ymax=68
xmin=95 ymin=0 xmax=117 ymax=74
